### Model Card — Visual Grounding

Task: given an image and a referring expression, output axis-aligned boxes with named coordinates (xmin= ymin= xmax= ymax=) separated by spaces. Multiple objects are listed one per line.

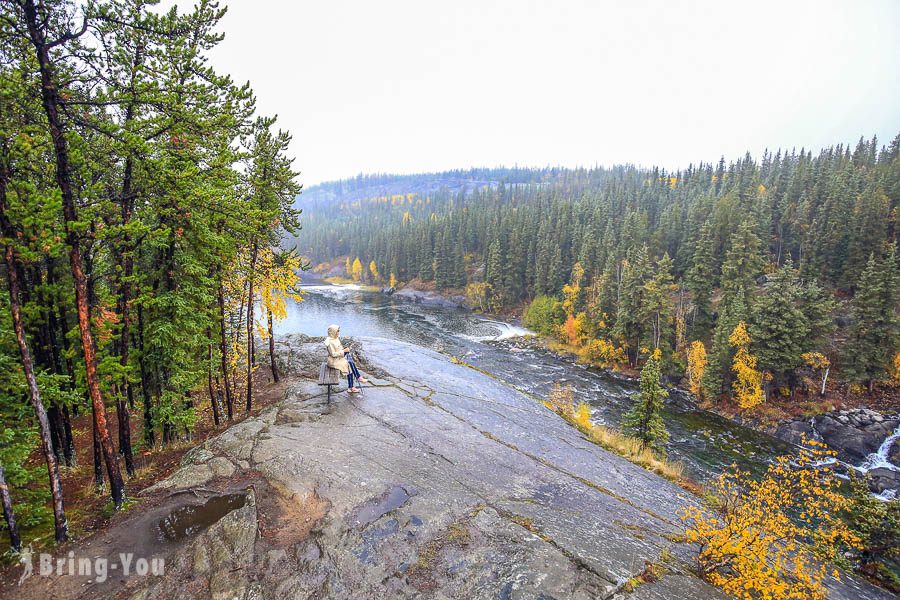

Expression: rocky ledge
xmin=41 ymin=335 xmax=893 ymax=599
xmin=393 ymin=286 xmax=469 ymax=310
xmin=775 ymin=408 xmax=899 ymax=495
xmin=775 ymin=409 xmax=898 ymax=465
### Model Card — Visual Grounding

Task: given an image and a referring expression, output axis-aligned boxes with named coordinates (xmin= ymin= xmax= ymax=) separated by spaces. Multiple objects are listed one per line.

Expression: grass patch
xmin=542 ymin=384 xmax=697 ymax=492
xmin=621 ymin=548 xmax=672 ymax=592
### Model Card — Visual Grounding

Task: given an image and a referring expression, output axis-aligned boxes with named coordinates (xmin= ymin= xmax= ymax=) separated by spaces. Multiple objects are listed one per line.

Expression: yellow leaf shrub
xmin=679 ymin=440 xmax=859 ymax=600
xmin=582 ymin=338 xmax=628 ymax=369
xmin=686 ymin=340 xmax=707 ymax=397
xmin=729 ymin=321 xmax=766 ymax=410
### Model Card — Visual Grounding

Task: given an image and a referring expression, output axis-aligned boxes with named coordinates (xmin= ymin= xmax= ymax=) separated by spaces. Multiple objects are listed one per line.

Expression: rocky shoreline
xmin=776 ymin=409 xmax=900 ymax=495
xmin=391 ymin=286 xmax=470 ymax=310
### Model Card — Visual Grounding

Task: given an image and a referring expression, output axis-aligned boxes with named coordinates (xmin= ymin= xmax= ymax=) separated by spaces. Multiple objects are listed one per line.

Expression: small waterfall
xmin=858 ymin=422 xmax=900 ymax=473
xmin=464 ymin=319 xmax=534 ymax=342
xmin=808 ymin=417 xmax=824 ymax=442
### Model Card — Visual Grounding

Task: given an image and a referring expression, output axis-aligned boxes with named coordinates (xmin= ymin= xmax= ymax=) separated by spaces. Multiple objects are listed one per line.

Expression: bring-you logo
xmin=17 ymin=545 xmax=165 ymax=585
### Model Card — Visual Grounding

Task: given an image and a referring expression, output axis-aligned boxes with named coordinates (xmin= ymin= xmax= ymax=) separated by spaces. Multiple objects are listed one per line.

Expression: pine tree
xmin=721 ymin=221 xmax=766 ymax=298
xmin=845 ymin=248 xmax=900 ymax=391
xmin=749 ymin=261 xmax=808 ymax=389
xmin=622 ymin=352 xmax=670 ymax=454
xmin=642 ymin=253 xmax=676 ymax=354
xmin=703 ymin=289 xmax=748 ymax=397
xmin=613 ymin=245 xmax=652 ymax=365
xmin=686 ymin=221 xmax=716 ymax=338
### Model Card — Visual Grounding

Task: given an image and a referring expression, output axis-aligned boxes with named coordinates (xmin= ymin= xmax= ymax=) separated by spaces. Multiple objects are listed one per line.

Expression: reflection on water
xmin=276 ymin=284 xmax=794 ymax=482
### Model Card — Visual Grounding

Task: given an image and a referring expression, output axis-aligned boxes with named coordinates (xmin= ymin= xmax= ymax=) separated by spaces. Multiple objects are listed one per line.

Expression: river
xmin=273 ymin=283 xmax=809 ymax=484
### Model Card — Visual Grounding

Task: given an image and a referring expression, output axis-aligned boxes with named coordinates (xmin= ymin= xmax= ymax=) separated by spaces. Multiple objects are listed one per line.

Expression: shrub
xmin=679 ymin=440 xmax=859 ymax=600
xmin=542 ymin=383 xmax=684 ymax=483
xmin=523 ymin=295 xmax=564 ymax=337
xmin=581 ymin=338 xmax=628 ymax=369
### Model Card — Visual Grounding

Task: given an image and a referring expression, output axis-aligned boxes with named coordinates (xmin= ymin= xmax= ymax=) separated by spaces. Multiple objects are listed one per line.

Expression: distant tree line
xmin=300 ymin=136 xmax=900 ymax=402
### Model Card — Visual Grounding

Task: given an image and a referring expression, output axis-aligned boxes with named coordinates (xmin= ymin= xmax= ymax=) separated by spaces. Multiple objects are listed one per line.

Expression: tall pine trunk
xmin=217 ymin=276 xmax=233 ymax=420
xmin=246 ymin=242 xmax=258 ymax=412
xmin=114 ymin=64 xmax=141 ymax=474
xmin=61 ymin=405 xmax=75 ymax=466
xmin=22 ymin=0 xmax=124 ymax=507
xmin=1 ymin=155 xmax=68 ymax=542
xmin=2 ymin=246 xmax=68 ymax=542
xmin=0 ymin=463 xmax=21 ymax=552
xmin=136 ymin=303 xmax=155 ymax=447
xmin=206 ymin=334 xmax=220 ymax=426
xmin=268 ymin=309 xmax=279 ymax=382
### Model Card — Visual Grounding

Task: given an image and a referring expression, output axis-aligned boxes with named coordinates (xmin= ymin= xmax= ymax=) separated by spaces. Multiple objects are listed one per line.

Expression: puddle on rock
xmin=156 ymin=493 xmax=248 ymax=542
xmin=350 ymin=485 xmax=417 ymax=529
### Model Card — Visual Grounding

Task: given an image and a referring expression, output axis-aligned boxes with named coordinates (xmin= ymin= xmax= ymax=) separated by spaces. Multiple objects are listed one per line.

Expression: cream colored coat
xmin=325 ymin=325 xmax=350 ymax=375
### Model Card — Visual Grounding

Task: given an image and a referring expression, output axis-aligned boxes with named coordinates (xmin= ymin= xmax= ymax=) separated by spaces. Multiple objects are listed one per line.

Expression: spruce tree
xmin=721 ymin=221 xmax=766 ymax=298
xmin=845 ymin=248 xmax=900 ymax=391
xmin=686 ymin=220 xmax=716 ymax=339
xmin=642 ymin=253 xmax=676 ymax=355
xmin=703 ymin=289 xmax=748 ymax=397
xmin=613 ymin=245 xmax=652 ymax=365
xmin=622 ymin=353 xmax=670 ymax=454
xmin=749 ymin=261 xmax=808 ymax=388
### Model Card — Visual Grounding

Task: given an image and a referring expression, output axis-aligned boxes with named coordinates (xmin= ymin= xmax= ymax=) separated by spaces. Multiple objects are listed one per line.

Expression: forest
xmin=299 ymin=136 xmax=900 ymax=411
xmin=0 ymin=0 xmax=302 ymax=548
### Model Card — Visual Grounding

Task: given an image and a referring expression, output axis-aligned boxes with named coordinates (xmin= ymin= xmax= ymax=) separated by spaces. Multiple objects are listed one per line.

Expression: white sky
xmin=193 ymin=0 xmax=900 ymax=185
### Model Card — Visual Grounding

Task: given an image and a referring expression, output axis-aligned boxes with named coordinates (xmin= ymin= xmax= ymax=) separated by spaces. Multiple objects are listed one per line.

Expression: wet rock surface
xmin=776 ymin=409 xmax=899 ymax=465
xmin=393 ymin=286 xmax=470 ymax=309
xmin=79 ymin=335 xmax=897 ymax=598
xmin=866 ymin=467 xmax=900 ymax=494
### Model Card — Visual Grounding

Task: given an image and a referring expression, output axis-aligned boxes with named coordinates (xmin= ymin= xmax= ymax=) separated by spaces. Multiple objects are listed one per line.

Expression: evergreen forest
xmin=298 ymin=137 xmax=900 ymax=407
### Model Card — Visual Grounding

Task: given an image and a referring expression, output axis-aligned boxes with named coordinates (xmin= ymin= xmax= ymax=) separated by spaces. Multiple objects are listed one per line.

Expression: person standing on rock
xmin=325 ymin=325 xmax=369 ymax=393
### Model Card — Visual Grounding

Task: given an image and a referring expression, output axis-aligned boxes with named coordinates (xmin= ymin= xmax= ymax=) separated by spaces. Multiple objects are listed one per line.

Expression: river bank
xmin=383 ymin=282 xmax=900 ymax=496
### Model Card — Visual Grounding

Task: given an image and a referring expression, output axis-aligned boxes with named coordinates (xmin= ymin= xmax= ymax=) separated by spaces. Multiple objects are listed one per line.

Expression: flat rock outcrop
xmin=87 ymin=335 xmax=893 ymax=599
xmin=393 ymin=287 xmax=469 ymax=309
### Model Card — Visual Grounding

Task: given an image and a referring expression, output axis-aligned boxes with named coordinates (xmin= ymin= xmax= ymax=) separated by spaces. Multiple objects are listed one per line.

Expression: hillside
xmin=292 ymin=136 xmax=900 ymax=419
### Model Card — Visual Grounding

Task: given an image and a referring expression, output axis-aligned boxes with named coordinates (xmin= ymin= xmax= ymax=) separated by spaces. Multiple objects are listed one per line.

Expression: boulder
xmin=774 ymin=410 xmax=898 ymax=466
xmin=774 ymin=419 xmax=815 ymax=446
xmin=866 ymin=467 xmax=900 ymax=494
xmin=811 ymin=410 xmax=897 ymax=464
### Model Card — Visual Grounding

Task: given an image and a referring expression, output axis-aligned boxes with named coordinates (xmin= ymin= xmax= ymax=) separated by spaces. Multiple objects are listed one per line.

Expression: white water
xmin=858 ymin=423 xmax=900 ymax=473
xmin=301 ymin=283 xmax=365 ymax=297
xmin=464 ymin=319 xmax=535 ymax=342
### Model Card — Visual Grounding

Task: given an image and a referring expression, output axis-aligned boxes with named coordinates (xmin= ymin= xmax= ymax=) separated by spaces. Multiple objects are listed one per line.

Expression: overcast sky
xmin=195 ymin=0 xmax=899 ymax=185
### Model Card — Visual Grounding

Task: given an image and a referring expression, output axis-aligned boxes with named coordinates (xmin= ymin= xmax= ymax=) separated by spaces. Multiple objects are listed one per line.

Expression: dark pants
xmin=346 ymin=352 xmax=361 ymax=388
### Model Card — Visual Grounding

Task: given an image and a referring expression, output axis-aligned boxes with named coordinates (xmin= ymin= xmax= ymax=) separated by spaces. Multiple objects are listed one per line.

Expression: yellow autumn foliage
xmin=256 ymin=247 xmax=304 ymax=338
xmin=562 ymin=262 xmax=584 ymax=317
xmin=543 ymin=384 xmax=684 ymax=482
xmin=729 ymin=321 xmax=766 ymax=410
xmin=679 ymin=439 xmax=859 ymax=600
xmin=686 ymin=340 xmax=707 ymax=397
xmin=582 ymin=338 xmax=628 ymax=369
xmin=574 ymin=401 xmax=592 ymax=429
